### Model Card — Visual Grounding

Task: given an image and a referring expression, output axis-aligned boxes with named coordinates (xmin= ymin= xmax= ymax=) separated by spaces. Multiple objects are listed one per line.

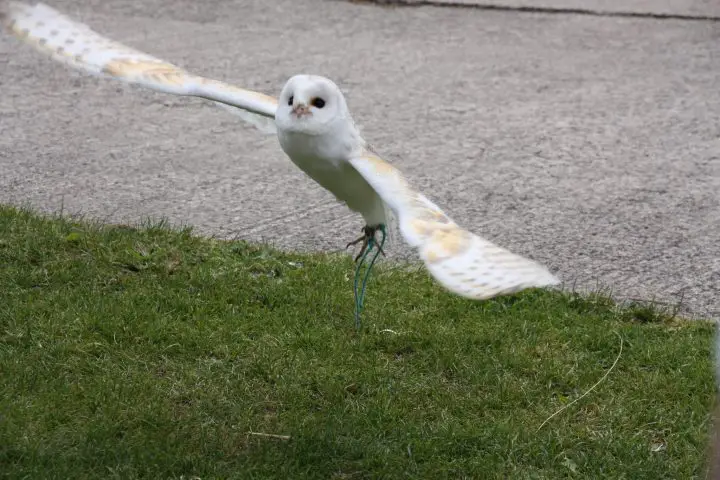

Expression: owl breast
xmin=277 ymin=130 xmax=387 ymax=226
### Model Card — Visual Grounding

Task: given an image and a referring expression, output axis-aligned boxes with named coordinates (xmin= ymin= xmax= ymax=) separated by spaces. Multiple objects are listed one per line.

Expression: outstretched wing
xmin=349 ymin=153 xmax=560 ymax=300
xmin=0 ymin=1 xmax=278 ymax=133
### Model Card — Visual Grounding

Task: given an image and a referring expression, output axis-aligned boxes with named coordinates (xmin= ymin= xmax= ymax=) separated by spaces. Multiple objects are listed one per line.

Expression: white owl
xmin=0 ymin=2 xmax=560 ymax=302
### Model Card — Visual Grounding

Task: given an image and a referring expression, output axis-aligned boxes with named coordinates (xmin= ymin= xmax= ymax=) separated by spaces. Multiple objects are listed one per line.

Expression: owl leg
xmin=346 ymin=225 xmax=386 ymax=262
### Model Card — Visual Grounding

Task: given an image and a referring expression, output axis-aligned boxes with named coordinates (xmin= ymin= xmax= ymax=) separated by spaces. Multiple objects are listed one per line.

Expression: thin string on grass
xmin=246 ymin=431 xmax=291 ymax=440
xmin=536 ymin=330 xmax=623 ymax=432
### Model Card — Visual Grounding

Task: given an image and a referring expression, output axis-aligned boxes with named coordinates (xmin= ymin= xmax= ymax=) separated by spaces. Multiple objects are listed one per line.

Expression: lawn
xmin=0 ymin=205 xmax=714 ymax=479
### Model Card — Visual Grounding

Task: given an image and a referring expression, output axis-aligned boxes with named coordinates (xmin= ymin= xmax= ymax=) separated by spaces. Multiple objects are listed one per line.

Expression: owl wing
xmin=349 ymin=153 xmax=560 ymax=300
xmin=0 ymin=1 xmax=278 ymax=133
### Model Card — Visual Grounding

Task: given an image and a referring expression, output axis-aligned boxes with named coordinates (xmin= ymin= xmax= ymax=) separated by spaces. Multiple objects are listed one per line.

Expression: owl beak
xmin=292 ymin=103 xmax=311 ymax=117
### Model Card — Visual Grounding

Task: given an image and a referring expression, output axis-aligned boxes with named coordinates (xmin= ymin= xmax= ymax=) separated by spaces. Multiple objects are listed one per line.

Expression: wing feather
xmin=349 ymin=153 xmax=560 ymax=300
xmin=0 ymin=1 xmax=278 ymax=132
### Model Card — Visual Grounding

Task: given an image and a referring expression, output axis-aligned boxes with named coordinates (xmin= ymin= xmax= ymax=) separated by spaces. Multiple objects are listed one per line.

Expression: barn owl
xmin=0 ymin=2 xmax=561 ymax=302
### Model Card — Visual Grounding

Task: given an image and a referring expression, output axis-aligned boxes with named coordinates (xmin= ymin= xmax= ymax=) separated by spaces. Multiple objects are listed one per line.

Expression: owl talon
xmin=346 ymin=225 xmax=385 ymax=262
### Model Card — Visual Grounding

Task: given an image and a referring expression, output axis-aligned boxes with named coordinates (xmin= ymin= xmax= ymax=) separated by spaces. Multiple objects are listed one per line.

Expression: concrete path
xmin=1 ymin=0 xmax=718 ymax=318
xmin=370 ymin=0 xmax=720 ymax=18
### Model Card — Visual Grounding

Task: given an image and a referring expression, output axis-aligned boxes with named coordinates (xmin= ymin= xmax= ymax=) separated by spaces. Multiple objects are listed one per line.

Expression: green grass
xmin=0 ymin=205 xmax=715 ymax=479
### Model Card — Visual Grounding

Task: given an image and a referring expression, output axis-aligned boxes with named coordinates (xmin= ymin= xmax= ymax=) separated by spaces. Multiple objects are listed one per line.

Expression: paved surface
xmin=372 ymin=0 xmax=720 ymax=17
xmin=1 ymin=0 xmax=718 ymax=318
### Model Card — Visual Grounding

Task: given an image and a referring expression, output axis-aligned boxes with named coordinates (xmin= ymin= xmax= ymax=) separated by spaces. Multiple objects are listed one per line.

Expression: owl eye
xmin=287 ymin=95 xmax=294 ymax=106
xmin=311 ymin=98 xmax=325 ymax=109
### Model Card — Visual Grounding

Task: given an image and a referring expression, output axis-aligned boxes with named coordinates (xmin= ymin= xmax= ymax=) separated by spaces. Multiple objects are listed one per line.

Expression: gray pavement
xmin=364 ymin=0 xmax=720 ymax=18
xmin=0 ymin=0 xmax=718 ymax=319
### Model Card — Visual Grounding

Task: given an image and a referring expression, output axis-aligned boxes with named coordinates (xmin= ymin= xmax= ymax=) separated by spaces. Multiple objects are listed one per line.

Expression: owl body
xmin=275 ymin=75 xmax=388 ymax=227
xmin=285 ymin=146 xmax=389 ymax=228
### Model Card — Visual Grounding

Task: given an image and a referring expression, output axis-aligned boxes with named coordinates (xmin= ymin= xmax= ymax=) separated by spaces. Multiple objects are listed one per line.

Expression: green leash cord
xmin=353 ymin=225 xmax=387 ymax=329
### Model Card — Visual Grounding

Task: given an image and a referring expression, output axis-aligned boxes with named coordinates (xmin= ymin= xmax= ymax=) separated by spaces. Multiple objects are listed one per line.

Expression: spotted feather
xmin=349 ymin=153 xmax=560 ymax=300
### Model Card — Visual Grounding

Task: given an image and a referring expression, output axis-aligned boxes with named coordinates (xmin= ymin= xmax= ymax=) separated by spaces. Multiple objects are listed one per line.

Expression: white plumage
xmin=0 ymin=1 xmax=561 ymax=301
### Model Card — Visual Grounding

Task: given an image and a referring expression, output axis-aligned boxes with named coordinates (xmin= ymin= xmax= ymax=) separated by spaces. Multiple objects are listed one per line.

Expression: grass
xmin=0 ymin=205 xmax=715 ymax=479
